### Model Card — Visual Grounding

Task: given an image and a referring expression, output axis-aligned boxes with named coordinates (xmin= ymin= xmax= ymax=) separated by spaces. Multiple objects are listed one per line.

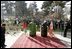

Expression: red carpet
xmin=11 ymin=33 xmax=66 ymax=48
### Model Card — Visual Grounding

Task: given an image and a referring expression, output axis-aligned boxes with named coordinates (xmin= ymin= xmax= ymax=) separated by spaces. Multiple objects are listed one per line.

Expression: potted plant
xmin=28 ymin=21 xmax=36 ymax=37
xmin=41 ymin=21 xmax=48 ymax=37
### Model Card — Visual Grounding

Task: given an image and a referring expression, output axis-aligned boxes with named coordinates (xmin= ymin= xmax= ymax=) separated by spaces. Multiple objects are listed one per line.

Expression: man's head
xmin=1 ymin=24 xmax=6 ymax=28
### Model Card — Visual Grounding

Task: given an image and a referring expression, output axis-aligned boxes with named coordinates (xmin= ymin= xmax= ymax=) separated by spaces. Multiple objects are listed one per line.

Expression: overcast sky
xmin=25 ymin=1 xmax=44 ymax=11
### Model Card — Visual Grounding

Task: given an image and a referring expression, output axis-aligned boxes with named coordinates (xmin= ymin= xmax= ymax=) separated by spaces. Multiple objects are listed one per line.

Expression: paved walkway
xmin=5 ymin=31 xmax=71 ymax=48
xmin=55 ymin=34 xmax=71 ymax=48
xmin=54 ymin=31 xmax=71 ymax=39
xmin=5 ymin=31 xmax=24 ymax=48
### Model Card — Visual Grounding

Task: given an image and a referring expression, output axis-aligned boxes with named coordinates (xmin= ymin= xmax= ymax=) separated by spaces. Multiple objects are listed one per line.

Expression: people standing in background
xmin=15 ymin=16 xmax=19 ymax=25
xmin=48 ymin=15 xmax=55 ymax=37
xmin=21 ymin=19 xmax=28 ymax=34
xmin=24 ymin=21 xmax=28 ymax=34
xmin=64 ymin=20 xmax=71 ymax=37
xmin=60 ymin=20 xmax=64 ymax=31
xmin=48 ymin=20 xmax=55 ymax=37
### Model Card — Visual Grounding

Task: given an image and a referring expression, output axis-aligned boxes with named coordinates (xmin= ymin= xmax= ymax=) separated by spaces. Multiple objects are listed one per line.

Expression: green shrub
xmin=28 ymin=22 xmax=36 ymax=37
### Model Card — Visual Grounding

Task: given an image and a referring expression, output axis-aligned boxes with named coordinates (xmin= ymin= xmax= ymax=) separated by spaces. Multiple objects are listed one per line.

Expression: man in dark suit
xmin=60 ymin=20 xmax=64 ymax=30
xmin=64 ymin=20 xmax=71 ymax=37
xmin=0 ymin=24 xmax=6 ymax=48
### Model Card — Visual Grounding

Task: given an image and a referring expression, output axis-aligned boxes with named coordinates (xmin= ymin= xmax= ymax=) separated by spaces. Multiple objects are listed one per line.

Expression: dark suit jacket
xmin=1 ymin=27 xmax=5 ymax=38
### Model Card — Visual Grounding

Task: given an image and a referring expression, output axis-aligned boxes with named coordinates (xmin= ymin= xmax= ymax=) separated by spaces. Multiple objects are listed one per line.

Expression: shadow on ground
xmin=28 ymin=35 xmax=66 ymax=48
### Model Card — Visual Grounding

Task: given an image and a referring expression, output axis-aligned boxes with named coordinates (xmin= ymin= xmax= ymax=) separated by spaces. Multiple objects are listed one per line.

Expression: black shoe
xmin=2 ymin=45 xmax=7 ymax=48
xmin=4 ymin=45 xmax=7 ymax=47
